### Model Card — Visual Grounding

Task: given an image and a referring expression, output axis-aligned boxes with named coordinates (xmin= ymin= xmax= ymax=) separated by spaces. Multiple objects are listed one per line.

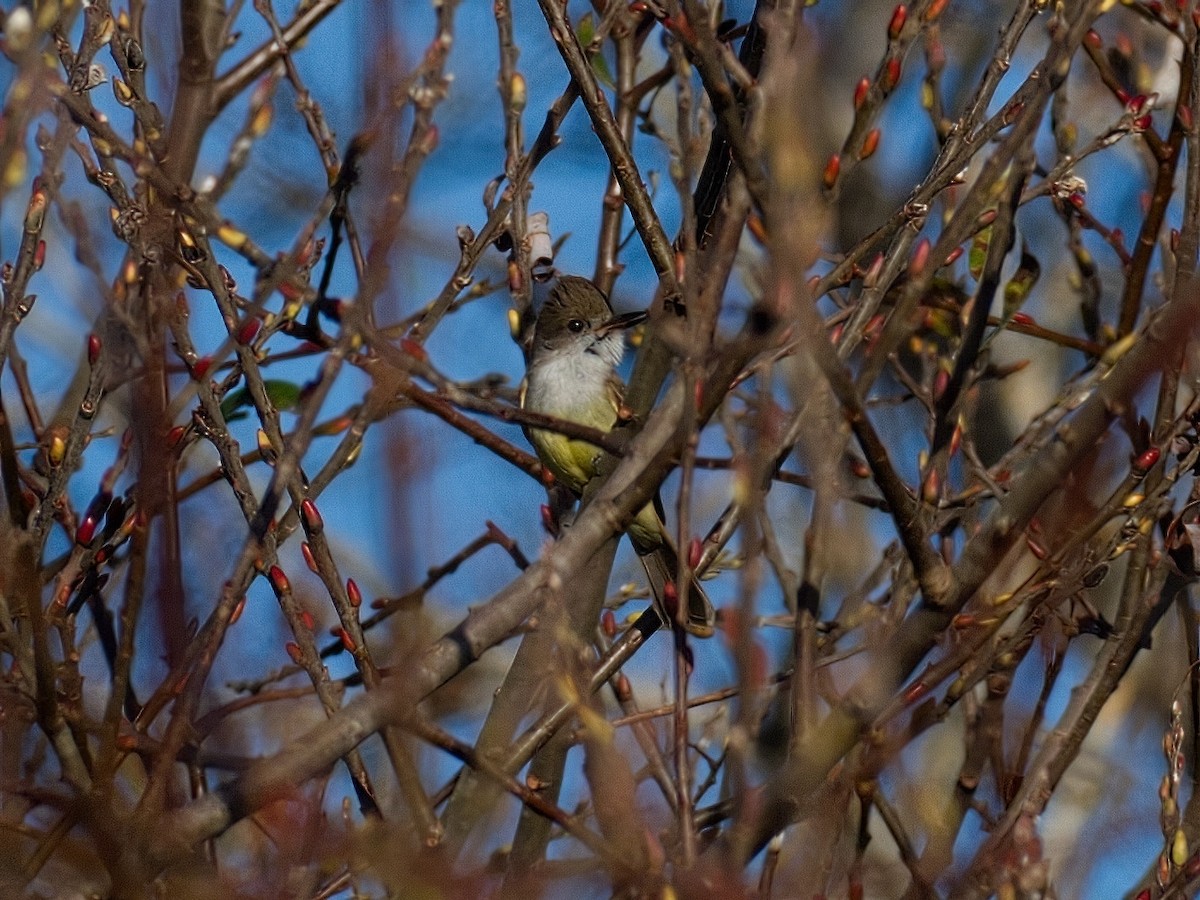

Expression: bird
xmin=519 ymin=275 xmax=715 ymax=637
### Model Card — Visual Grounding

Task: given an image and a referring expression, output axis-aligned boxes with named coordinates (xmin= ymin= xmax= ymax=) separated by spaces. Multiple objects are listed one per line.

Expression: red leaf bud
xmin=301 ymin=541 xmax=318 ymax=573
xmin=1133 ymin=446 xmax=1161 ymax=473
xmin=909 ymin=238 xmax=931 ymax=277
xmin=822 ymin=154 xmax=841 ymax=189
xmin=76 ymin=516 xmax=100 ymax=546
xmin=301 ymin=498 xmax=324 ymax=535
xmin=903 ymin=680 xmax=928 ymax=705
xmin=25 ymin=189 xmax=46 ymax=233
xmin=883 ymin=57 xmax=902 ymax=93
xmin=922 ymin=468 xmax=940 ymax=504
xmin=236 ymin=317 xmax=261 ymax=344
xmin=401 ymin=337 xmax=429 ymax=362
xmin=853 ymin=76 xmax=870 ymax=110
xmin=602 ymin=609 xmax=617 ymax=637
xmin=269 ymin=565 xmax=290 ymax=594
xmin=615 ymin=672 xmax=631 ymax=699
xmin=859 ymin=128 xmax=880 ymax=160
xmin=932 ymin=368 xmax=949 ymax=401
xmin=662 ymin=579 xmax=679 ymax=621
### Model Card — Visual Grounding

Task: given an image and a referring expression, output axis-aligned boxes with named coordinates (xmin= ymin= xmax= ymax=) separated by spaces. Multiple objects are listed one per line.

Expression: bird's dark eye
xmin=567 ymin=318 xmax=587 ymax=333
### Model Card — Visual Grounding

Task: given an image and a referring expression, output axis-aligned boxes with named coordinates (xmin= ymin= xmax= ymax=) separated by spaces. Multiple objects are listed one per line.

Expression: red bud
xmin=301 ymin=498 xmax=323 ymax=535
xmin=301 ymin=541 xmax=318 ymax=573
xmin=859 ymin=128 xmax=880 ymax=160
xmin=923 ymin=469 xmax=940 ymax=504
xmin=401 ymin=337 xmax=429 ymax=362
xmin=24 ymin=189 xmax=46 ymax=233
xmin=933 ymin=368 xmax=950 ymax=401
xmin=236 ymin=317 xmax=261 ymax=344
xmin=909 ymin=238 xmax=931 ymax=276
xmin=615 ymin=672 xmax=631 ymax=700
xmin=924 ymin=0 xmax=948 ymax=20
xmin=883 ymin=57 xmax=902 ymax=93
xmin=278 ymin=280 xmax=303 ymax=303
xmin=1133 ymin=446 xmax=1161 ymax=473
xmin=903 ymin=680 xmax=928 ymax=705
xmin=76 ymin=516 xmax=100 ymax=546
xmin=853 ymin=76 xmax=870 ymax=110
xmin=347 ymin=578 xmax=362 ymax=608
xmin=822 ymin=154 xmax=841 ymax=189
xmin=269 ymin=565 xmax=290 ymax=594
xmin=662 ymin=579 xmax=679 ymax=621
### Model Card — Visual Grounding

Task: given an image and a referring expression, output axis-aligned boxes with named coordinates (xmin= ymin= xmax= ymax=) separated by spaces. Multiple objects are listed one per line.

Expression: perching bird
xmin=520 ymin=275 xmax=714 ymax=637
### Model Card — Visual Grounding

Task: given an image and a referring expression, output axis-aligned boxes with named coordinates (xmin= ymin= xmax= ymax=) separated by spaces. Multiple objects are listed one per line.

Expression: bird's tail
xmin=637 ymin=539 xmax=715 ymax=638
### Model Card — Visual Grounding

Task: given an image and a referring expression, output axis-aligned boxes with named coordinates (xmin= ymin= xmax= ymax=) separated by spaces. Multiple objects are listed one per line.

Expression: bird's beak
xmin=594 ymin=309 xmax=647 ymax=337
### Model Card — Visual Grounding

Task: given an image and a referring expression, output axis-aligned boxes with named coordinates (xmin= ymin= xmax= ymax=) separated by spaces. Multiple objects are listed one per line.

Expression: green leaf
xmin=575 ymin=13 xmax=614 ymax=89
xmin=576 ymin=12 xmax=595 ymax=46
xmin=591 ymin=52 xmax=615 ymax=89
xmin=968 ymin=224 xmax=991 ymax=281
xmin=220 ymin=380 xmax=303 ymax=421
xmin=1002 ymin=242 xmax=1041 ymax=318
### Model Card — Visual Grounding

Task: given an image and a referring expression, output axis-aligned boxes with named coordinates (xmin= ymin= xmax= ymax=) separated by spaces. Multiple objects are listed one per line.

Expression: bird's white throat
xmin=525 ymin=340 xmax=622 ymax=420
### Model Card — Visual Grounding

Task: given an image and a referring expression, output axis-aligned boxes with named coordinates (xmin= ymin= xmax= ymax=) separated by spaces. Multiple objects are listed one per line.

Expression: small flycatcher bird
xmin=520 ymin=275 xmax=715 ymax=637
